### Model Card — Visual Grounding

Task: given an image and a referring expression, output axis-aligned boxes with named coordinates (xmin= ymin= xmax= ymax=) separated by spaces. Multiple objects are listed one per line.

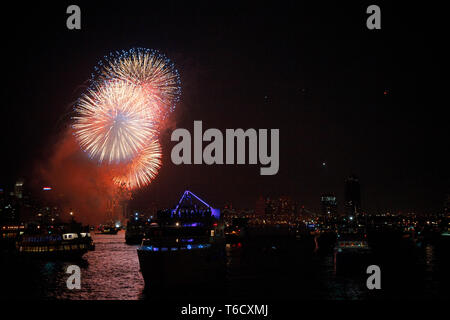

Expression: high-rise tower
xmin=344 ymin=175 xmax=361 ymax=217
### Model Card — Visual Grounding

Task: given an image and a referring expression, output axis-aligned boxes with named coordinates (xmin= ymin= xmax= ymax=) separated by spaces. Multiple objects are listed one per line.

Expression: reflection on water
xmin=54 ymin=232 xmax=145 ymax=300
xmin=224 ymin=239 xmax=369 ymax=300
xmin=1 ymin=231 xmax=449 ymax=300
xmin=1 ymin=231 xmax=145 ymax=300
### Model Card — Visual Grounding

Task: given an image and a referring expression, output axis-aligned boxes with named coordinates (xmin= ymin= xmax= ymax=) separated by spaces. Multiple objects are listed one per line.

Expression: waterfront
xmin=1 ymin=230 xmax=449 ymax=300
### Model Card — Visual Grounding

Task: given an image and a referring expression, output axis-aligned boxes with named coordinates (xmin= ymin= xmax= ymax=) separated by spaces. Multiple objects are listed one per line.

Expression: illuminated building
xmin=263 ymin=196 xmax=295 ymax=216
xmin=321 ymin=194 xmax=337 ymax=216
xmin=14 ymin=179 xmax=24 ymax=199
xmin=345 ymin=175 xmax=361 ymax=216
xmin=444 ymin=193 xmax=450 ymax=216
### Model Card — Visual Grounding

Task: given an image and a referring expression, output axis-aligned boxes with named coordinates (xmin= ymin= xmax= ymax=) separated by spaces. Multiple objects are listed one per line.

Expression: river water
xmin=0 ymin=231 xmax=448 ymax=300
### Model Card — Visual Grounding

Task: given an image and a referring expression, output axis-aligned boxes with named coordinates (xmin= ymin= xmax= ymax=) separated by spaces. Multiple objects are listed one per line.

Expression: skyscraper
xmin=444 ymin=193 xmax=450 ymax=216
xmin=14 ymin=179 xmax=24 ymax=199
xmin=344 ymin=175 xmax=361 ymax=216
xmin=321 ymin=194 xmax=337 ymax=216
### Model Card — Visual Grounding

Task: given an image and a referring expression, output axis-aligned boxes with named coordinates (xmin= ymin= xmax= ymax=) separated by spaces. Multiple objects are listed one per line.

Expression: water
xmin=223 ymin=238 xmax=370 ymax=300
xmin=1 ymin=232 xmax=448 ymax=300
xmin=1 ymin=231 xmax=145 ymax=300
xmin=54 ymin=232 xmax=145 ymax=300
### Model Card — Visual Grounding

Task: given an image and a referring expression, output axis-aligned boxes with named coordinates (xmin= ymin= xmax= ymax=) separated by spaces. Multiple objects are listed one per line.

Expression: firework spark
xmin=73 ymin=48 xmax=180 ymax=189
xmin=93 ymin=48 xmax=181 ymax=121
xmin=73 ymin=80 xmax=157 ymax=164
xmin=113 ymin=139 xmax=162 ymax=189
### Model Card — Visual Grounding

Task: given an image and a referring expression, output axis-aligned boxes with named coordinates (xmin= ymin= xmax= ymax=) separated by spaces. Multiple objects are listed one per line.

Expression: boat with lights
xmin=97 ymin=227 xmax=119 ymax=235
xmin=16 ymin=222 xmax=95 ymax=259
xmin=224 ymin=217 xmax=248 ymax=243
xmin=334 ymin=226 xmax=371 ymax=274
xmin=125 ymin=214 xmax=151 ymax=244
xmin=1 ymin=224 xmax=25 ymax=251
xmin=137 ymin=190 xmax=225 ymax=289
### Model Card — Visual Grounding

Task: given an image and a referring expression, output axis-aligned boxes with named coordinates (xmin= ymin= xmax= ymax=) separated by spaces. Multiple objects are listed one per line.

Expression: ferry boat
xmin=437 ymin=222 xmax=450 ymax=246
xmin=334 ymin=227 xmax=371 ymax=274
xmin=441 ymin=226 xmax=450 ymax=239
xmin=137 ymin=190 xmax=225 ymax=290
xmin=126 ymin=215 xmax=155 ymax=244
xmin=435 ymin=224 xmax=450 ymax=260
xmin=16 ymin=223 xmax=95 ymax=259
xmin=224 ymin=217 xmax=248 ymax=243
xmin=1 ymin=224 xmax=25 ymax=250
xmin=95 ymin=225 xmax=119 ymax=235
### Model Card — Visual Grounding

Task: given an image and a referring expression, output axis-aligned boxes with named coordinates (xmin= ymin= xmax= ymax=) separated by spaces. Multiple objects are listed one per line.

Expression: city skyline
xmin=1 ymin=174 xmax=447 ymax=223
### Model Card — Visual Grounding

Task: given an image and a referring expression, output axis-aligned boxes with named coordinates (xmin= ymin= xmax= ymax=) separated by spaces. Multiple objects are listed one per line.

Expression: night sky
xmin=1 ymin=1 xmax=448 ymax=214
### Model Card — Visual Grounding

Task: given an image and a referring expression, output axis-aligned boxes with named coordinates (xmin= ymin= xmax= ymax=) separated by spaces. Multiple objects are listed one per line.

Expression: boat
xmin=436 ymin=222 xmax=450 ymax=247
xmin=224 ymin=217 xmax=248 ymax=243
xmin=125 ymin=216 xmax=151 ymax=244
xmin=441 ymin=226 xmax=450 ymax=239
xmin=435 ymin=224 xmax=450 ymax=262
xmin=16 ymin=222 xmax=95 ymax=259
xmin=334 ymin=226 xmax=371 ymax=274
xmin=1 ymin=224 xmax=25 ymax=251
xmin=95 ymin=225 xmax=119 ymax=235
xmin=137 ymin=190 xmax=225 ymax=290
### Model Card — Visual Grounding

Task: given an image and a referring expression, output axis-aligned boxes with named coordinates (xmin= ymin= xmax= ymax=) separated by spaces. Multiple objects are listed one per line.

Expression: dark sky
xmin=1 ymin=1 xmax=448 ymax=214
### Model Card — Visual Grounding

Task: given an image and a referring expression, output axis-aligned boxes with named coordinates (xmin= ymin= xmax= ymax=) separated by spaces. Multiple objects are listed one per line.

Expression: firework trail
xmin=93 ymin=48 xmax=181 ymax=122
xmin=113 ymin=139 xmax=162 ymax=189
xmin=73 ymin=48 xmax=180 ymax=189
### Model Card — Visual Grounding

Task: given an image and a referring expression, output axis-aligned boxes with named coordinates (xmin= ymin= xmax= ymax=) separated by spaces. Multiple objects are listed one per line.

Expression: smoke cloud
xmin=35 ymin=130 xmax=118 ymax=225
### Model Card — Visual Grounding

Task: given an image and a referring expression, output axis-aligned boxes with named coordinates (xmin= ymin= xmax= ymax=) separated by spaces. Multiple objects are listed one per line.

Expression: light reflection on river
xmin=0 ymin=231 xmax=145 ymax=300
xmin=55 ymin=231 xmax=145 ymax=300
xmin=49 ymin=231 xmax=144 ymax=300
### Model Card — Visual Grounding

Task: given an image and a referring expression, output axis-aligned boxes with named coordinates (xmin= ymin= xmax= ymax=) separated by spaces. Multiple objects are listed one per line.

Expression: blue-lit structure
xmin=172 ymin=190 xmax=221 ymax=219
xmin=136 ymin=190 xmax=225 ymax=289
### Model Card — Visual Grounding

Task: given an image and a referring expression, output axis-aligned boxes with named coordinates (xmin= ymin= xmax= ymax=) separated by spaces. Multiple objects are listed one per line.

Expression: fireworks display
xmin=73 ymin=48 xmax=180 ymax=189
xmin=93 ymin=48 xmax=181 ymax=122
xmin=113 ymin=139 xmax=163 ymax=189
xmin=73 ymin=80 xmax=157 ymax=164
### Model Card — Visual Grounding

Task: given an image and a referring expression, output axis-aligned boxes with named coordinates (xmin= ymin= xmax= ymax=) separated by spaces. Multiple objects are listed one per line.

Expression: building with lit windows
xmin=321 ymin=194 xmax=337 ymax=216
xmin=344 ymin=175 xmax=361 ymax=217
